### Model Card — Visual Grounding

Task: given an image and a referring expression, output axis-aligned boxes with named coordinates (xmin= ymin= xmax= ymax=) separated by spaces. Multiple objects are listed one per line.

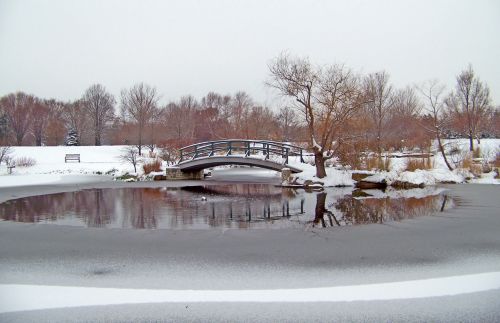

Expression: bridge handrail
xmin=178 ymin=139 xmax=306 ymax=164
xmin=179 ymin=139 xmax=305 ymax=151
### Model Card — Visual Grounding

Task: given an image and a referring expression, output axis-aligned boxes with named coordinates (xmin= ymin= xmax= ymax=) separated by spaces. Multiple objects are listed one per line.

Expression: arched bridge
xmin=176 ymin=140 xmax=306 ymax=173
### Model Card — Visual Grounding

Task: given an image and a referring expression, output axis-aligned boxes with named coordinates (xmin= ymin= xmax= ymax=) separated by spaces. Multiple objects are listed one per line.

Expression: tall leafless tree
xmin=418 ymin=80 xmax=453 ymax=170
xmin=163 ymin=95 xmax=198 ymax=145
xmin=268 ymin=54 xmax=362 ymax=178
xmin=447 ymin=65 xmax=491 ymax=151
xmin=230 ymin=91 xmax=253 ymax=138
xmin=386 ymin=86 xmax=422 ymax=149
xmin=120 ymin=83 xmax=159 ymax=155
xmin=82 ymin=84 xmax=116 ymax=146
xmin=0 ymin=92 xmax=34 ymax=145
xmin=30 ymin=99 xmax=50 ymax=146
xmin=277 ymin=106 xmax=300 ymax=142
xmin=363 ymin=71 xmax=394 ymax=155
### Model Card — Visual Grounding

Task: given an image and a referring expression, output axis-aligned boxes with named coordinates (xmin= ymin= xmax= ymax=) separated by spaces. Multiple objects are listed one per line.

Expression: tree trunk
xmin=16 ymin=134 xmax=23 ymax=146
xmin=313 ymin=192 xmax=327 ymax=227
xmin=468 ymin=132 xmax=474 ymax=151
xmin=314 ymin=151 xmax=327 ymax=178
xmin=437 ymin=134 xmax=453 ymax=171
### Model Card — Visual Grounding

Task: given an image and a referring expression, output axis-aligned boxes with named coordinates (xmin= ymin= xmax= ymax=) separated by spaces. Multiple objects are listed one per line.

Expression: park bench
xmin=7 ymin=165 xmax=15 ymax=174
xmin=65 ymin=154 xmax=80 ymax=163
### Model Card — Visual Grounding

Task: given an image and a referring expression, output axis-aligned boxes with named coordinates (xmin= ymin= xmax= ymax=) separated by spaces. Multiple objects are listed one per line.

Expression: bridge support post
xmin=165 ymin=167 xmax=203 ymax=180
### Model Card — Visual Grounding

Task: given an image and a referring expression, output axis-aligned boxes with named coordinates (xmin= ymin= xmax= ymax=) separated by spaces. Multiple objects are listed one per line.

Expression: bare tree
xmin=363 ymin=71 xmax=394 ymax=154
xmin=268 ymin=54 xmax=362 ymax=178
xmin=386 ymin=86 xmax=423 ymax=150
xmin=277 ymin=106 xmax=300 ymax=142
xmin=120 ymin=146 xmax=140 ymax=173
xmin=0 ymin=92 xmax=34 ymax=145
xmin=163 ymin=95 xmax=198 ymax=146
xmin=230 ymin=91 xmax=253 ymax=138
xmin=120 ymin=83 xmax=159 ymax=155
xmin=447 ymin=65 xmax=491 ymax=151
xmin=82 ymin=84 xmax=116 ymax=146
xmin=30 ymin=99 xmax=50 ymax=146
xmin=45 ymin=105 xmax=67 ymax=146
xmin=145 ymin=107 xmax=164 ymax=153
xmin=418 ymin=80 xmax=453 ymax=170
xmin=62 ymin=99 xmax=89 ymax=145
xmin=0 ymin=144 xmax=12 ymax=165
xmin=246 ymin=105 xmax=277 ymax=139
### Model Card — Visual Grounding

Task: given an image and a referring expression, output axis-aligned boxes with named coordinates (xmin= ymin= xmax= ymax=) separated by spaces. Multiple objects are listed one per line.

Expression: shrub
xmin=378 ymin=155 xmax=391 ymax=171
xmin=15 ymin=156 xmax=36 ymax=167
xmin=337 ymin=143 xmax=363 ymax=169
xmin=143 ymin=158 xmax=162 ymax=174
xmin=363 ymin=155 xmax=377 ymax=170
xmin=473 ymin=147 xmax=481 ymax=159
xmin=494 ymin=152 xmax=500 ymax=168
xmin=461 ymin=154 xmax=473 ymax=169
xmin=363 ymin=155 xmax=391 ymax=171
xmin=405 ymin=157 xmax=433 ymax=171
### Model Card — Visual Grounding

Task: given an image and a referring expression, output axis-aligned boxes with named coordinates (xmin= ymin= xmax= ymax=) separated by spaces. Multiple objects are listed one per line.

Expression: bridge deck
xmin=177 ymin=155 xmax=303 ymax=173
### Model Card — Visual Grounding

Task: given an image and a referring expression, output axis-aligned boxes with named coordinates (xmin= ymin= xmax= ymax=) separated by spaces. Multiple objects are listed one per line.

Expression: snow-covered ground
xmin=0 ymin=146 xmax=132 ymax=187
xmin=0 ymin=139 xmax=498 ymax=188
xmin=287 ymin=138 xmax=500 ymax=187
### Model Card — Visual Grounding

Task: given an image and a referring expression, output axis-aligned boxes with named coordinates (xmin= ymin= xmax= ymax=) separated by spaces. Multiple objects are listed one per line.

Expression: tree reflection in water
xmin=310 ymin=189 xmax=452 ymax=228
xmin=0 ymin=185 xmax=453 ymax=229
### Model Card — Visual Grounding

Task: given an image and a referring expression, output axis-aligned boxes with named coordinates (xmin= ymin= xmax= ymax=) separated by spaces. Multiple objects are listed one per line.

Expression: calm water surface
xmin=0 ymin=184 xmax=454 ymax=229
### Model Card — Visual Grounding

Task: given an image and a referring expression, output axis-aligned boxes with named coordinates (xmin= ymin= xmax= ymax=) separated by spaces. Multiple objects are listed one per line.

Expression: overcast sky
xmin=0 ymin=0 xmax=499 ymax=106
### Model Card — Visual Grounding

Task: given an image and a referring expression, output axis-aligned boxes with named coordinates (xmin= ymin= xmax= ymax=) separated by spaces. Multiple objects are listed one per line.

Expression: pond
xmin=0 ymin=184 xmax=455 ymax=230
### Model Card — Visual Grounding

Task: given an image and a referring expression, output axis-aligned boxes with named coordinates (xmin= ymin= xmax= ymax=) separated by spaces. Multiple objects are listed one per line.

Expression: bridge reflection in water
xmin=0 ymin=185 xmax=454 ymax=230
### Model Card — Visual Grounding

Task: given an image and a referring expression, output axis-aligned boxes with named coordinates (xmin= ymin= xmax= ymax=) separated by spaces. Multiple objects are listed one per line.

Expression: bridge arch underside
xmin=177 ymin=156 xmax=303 ymax=173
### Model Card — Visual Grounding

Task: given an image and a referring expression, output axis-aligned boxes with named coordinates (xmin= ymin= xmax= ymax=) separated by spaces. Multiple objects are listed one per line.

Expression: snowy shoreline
xmin=0 ymin=139 xmax=498 ymax=191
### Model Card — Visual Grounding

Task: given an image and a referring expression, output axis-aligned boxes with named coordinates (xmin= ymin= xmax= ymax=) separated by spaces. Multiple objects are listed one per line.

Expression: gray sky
xmin=1 ymin=0 xmax=499 ymax=106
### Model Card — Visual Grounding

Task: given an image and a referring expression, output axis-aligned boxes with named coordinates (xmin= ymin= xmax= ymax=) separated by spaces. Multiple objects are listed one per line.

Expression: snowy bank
xmin=0 ymin=146 xmax=137 ymax=187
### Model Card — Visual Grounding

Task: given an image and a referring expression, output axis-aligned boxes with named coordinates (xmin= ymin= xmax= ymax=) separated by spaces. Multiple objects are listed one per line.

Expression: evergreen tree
xmin=65 ymin=128 xmax=79 ymax=146
xmin=0 ymin=113 xmax=8 ymax=141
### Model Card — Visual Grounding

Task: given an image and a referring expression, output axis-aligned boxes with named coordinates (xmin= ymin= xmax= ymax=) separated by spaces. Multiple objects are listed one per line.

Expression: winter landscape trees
xmin=120 ymin=83 xmax=160 ymax=156
xmin=446 ymin=65 xmax=491 ymax=151
xmin=0 ymin=59 xmax=497 ymax=174
xmin=82 ymin=84 xmax=116 ymax=146
xmin=267 ymin=54 xmax=364 ymax=178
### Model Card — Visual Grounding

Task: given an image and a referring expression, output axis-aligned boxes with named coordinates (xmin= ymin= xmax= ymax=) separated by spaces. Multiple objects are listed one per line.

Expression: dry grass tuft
xmin=15 ymin=156 xmax=36 ymax=167
xmin=461 ymin=154 xmax=473 ymax=169
xmin=363 ymin=155 xmax=391 ymax=171
xmin=405 ymin=157 xmax=433 ymax=171
xmin=143 ymin=158 xmax=162 ymax=174
xmin=473 ymin=147 xmax=481 ymax=159
xmin=494 ymin=152 xmax=500 ymax=168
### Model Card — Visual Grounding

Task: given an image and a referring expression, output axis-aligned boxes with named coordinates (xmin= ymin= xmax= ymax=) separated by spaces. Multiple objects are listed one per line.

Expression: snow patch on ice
xmin=1 ymin=272 xmax=499 ymax=313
